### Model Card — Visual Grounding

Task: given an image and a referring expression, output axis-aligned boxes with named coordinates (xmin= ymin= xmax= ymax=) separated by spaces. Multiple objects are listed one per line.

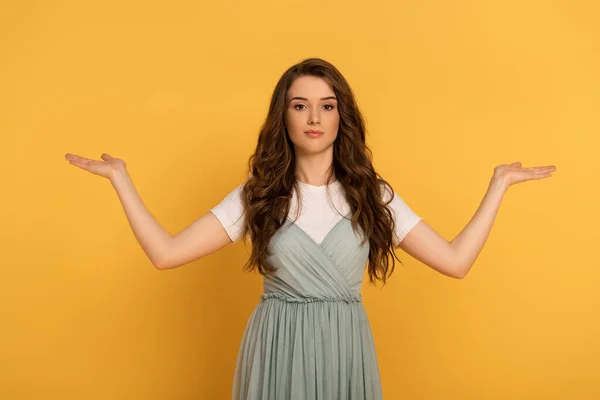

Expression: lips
xmin=305 ymin=130 xmax=323 ymax=134
xmin=305 ymin=130 xmax=324 ymax=138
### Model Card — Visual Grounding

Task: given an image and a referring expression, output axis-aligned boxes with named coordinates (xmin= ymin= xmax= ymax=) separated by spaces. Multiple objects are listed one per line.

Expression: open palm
xmin=494 ymin=162 xmax=556 ymax=188
xmin=65 ymin=153 xmax=126 ymax=180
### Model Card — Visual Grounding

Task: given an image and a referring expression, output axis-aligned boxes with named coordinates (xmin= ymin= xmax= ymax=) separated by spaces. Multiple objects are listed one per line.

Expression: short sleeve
xmin=209 ymin=183 xmax=246 ymax=243
xmin=381 ymin=183 xmax=422 ymax=246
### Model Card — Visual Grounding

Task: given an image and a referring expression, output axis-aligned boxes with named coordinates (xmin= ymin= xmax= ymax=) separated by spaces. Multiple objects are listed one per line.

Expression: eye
xmin=293 ymin=104 xmax=335 ymax=111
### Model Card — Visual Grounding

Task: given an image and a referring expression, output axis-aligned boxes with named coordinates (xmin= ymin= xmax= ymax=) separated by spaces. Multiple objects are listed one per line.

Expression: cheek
xmin=328 ymin=113 xmax=340 ymax=129
xmin=284 ymin=111 xmax=300 ymax=128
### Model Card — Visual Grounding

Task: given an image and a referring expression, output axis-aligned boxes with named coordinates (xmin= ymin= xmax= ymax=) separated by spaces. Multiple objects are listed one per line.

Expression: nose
xmin=308 ymin=109 xmax=321 ymax=125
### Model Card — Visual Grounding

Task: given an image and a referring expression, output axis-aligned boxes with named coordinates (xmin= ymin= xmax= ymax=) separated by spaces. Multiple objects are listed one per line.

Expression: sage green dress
xmin=232 ymin=212 xmax=382 ymax=399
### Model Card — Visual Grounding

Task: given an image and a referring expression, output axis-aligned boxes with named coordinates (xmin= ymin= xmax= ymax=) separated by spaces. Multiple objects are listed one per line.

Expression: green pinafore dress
xmin=232 ymin=212 xmax=383 ymax=399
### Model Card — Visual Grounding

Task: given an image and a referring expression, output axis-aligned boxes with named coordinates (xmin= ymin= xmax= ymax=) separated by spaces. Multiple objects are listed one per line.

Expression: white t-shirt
xmin=210 ymin=180 xmax=422 ymax=246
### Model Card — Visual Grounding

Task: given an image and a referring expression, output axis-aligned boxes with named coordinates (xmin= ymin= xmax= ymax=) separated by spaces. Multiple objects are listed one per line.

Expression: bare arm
xmin=110 ymin=169 xmax=233 ymax=270
xmin=397 ymin=220 xmax=461 ymax=279
xmin=449 ymin=178 xmax=506 ymax=278
xmin=397 ymin=162 xmax=556 ymax=279
xmin=158 ymin=211 xmax=233 ymax=270
xmin=450 ymin=162 xmax=555 ymax=277
xmin=66 ymin=153 xmax=234 ymax=270
xmin=110 ymin=168 xmax=173 ymax=269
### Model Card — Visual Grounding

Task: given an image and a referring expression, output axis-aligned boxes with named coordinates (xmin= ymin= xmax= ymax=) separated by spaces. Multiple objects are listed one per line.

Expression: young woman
xmin=65 ymin=57 xmax=556 ymax=399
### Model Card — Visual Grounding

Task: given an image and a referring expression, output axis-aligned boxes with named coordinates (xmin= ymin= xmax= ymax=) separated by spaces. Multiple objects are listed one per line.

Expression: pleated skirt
xmin=232 ymin=295 xmax=383 ymax=400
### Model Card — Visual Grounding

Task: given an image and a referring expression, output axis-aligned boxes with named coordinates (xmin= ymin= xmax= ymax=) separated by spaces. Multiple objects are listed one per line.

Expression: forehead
xmin=287 ymin=75 xmax=335 ymax=100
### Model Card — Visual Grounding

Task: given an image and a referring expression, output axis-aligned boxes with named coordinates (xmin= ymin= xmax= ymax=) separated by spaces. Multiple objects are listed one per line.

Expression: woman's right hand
xmin=65 ymin=153 xmax=127 ymax=181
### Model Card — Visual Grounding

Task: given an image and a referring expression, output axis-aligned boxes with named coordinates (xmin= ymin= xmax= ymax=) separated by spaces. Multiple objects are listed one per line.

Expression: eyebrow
xmin=288 ymin=96 xmax=337 ymax=102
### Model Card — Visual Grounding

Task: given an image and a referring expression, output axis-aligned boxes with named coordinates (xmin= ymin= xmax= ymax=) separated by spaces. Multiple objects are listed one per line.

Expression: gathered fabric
xmin=232 ymin=213 xmax=382 ymax=400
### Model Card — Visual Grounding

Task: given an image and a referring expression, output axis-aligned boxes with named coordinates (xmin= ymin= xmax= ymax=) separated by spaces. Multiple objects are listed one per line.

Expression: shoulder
xmin=209 ymin=181 xmax=247 ymax=243
xmin=378 ymin=180 xmax=393 ymax=202
xmin=377 ymin=180 xmax=423 ymax=244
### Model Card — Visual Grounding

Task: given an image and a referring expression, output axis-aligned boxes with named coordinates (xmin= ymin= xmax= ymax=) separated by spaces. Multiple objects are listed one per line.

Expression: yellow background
xmin=2 ymin=0 xmax=598 ymax=398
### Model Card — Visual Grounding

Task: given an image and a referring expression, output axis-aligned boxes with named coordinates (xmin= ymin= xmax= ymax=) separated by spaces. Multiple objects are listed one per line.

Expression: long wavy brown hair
xmin=239 ymin=57 xmax=403 ymax=286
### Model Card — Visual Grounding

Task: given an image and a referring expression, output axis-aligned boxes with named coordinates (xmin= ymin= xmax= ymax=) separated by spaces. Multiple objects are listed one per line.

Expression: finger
xmin=66 ymin=154 xmax=89 ymax=162
xmin=68 ymin=160 xmax=89 ymax=170
xmin=528 ymin=166 xmax=555 ymax=172
xmin=533 ymin=171 xmax=553 ymax=179
xmin=536 ymin=166 xmax=556 ymax=173
xmin=67 ymin=157 xmax=84 ymax=165
xmin=70 ymin=158 xmax=95 ymax=170
xmin=533 ymin=168 xmax=552 ymax=175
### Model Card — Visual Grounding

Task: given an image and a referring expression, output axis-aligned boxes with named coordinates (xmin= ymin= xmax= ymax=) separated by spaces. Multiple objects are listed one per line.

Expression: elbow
xmin=154 ymin=256 xmax=181 ymax=271
xmin=153 ymin=239 xmax=174 ymax=270
xmin=454 ymin=264 xmax=469 ymax=279
xmin=452 ymin=250 xmax=468 ymax=279
xmin=153 ymin=257 xmax=170 ymax=271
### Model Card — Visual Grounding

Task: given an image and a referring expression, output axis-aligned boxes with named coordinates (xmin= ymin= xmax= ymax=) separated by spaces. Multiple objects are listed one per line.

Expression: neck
xmin=294 ymin=147 xmax=335 ymax=186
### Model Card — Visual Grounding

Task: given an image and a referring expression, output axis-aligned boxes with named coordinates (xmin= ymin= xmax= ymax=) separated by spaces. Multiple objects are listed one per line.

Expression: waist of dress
xmin=259 ymin=292 xmax=362 ymax=304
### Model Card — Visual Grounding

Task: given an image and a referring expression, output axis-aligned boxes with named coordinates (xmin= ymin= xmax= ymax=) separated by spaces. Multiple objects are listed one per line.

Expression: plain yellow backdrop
xmin=1 ymin=0 xmax=598 ymax=398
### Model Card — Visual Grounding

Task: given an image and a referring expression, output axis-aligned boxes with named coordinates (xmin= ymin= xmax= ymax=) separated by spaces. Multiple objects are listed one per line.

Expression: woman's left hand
xmin=493 ymin=162 xmax=557 ymax=189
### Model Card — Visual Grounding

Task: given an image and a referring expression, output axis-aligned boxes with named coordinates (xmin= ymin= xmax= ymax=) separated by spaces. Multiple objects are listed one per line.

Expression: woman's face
xmin=284 ymin=75 xmax=340 ymax=155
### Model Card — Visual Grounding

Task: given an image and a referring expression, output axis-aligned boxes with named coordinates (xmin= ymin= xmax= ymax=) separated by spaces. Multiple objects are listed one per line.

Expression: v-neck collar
xmin=285 ymin=211 xmax=352 ymax=247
